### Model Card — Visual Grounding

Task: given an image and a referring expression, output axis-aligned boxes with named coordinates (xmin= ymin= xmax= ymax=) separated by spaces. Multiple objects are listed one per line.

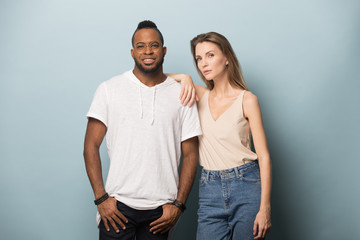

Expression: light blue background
xmin=1 ymin=0 xmax=359 ymax=239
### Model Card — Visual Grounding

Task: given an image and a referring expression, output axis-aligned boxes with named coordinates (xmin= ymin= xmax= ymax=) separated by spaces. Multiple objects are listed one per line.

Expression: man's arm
xmin=149 ymin=136 xmax=199 ymax=234
xmin=175 ymin=136 xmax=199 ymax=205
xmin=83 ymin=118 xmax=128 ymax=233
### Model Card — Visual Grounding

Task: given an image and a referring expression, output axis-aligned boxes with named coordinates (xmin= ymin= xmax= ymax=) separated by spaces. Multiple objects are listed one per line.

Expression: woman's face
xmin=195 ymin=41 xmax=228 ymax=81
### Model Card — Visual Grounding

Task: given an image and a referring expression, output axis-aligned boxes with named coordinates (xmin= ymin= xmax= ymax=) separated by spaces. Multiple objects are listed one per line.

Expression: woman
xmin=172 ymin=32 xmax=272 ymax=239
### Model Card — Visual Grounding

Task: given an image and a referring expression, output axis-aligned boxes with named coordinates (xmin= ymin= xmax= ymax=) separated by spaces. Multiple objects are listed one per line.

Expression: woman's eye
xmin=209 ymin=54 xmax=214 ymax=58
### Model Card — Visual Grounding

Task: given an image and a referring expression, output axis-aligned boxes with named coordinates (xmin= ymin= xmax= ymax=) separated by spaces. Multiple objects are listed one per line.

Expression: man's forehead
xmin=133 ymin=28 xmax=162 ymax=43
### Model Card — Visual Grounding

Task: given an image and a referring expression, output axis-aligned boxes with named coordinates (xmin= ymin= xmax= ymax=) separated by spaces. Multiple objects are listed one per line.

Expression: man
xmin=83 ymin=20 xmax=202 ymax=240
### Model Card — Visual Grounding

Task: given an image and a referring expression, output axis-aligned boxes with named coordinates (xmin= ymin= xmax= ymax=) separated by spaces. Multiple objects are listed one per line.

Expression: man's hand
xmin=98 ymin=197 xmax=128 ymax=233
xmin=149 ymin=204 xmax=182 ymax=234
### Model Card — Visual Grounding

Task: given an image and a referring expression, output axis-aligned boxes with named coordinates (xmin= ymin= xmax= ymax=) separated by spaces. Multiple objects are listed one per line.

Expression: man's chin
xmin=141 ymin=67 xmax=157 ymax=73
xmin=136 ymin=63 xmax=161 ymax=74
xmin=143 ymin=65 xmax=156 ymax=71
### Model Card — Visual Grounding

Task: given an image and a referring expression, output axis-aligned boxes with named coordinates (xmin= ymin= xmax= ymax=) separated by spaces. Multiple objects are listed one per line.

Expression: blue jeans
xmin=197 ymin=161 xmax=262 ymax=240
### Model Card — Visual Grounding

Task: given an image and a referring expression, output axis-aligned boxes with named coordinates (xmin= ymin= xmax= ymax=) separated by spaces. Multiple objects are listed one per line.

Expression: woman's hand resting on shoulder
xmin=167 ymin=74 xmax=198 ymax=107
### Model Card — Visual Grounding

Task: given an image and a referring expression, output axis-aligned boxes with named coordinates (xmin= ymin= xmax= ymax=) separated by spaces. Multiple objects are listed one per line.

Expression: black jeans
xmin=99 ymin=201 xmax=168 ymax=240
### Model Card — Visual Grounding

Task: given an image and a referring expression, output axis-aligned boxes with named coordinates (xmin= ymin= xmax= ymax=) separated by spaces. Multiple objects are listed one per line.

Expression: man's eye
xmin=151 ymin=44 xmax=160 ymax=49
xmin=137 ymin=45 xmax=145 ymax=49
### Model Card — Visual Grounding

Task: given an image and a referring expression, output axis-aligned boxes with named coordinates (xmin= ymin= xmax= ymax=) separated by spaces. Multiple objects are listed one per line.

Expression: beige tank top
xmin=198 ymin=90 xmax=257 ymax=170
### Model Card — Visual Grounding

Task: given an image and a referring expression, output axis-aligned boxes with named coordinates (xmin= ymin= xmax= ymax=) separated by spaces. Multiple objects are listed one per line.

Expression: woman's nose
xmin=201 ymin=59 xmax=208 ymax=68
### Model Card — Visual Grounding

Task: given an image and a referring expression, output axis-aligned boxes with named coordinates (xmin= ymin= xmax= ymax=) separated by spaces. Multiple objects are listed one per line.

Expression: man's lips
xmin=143 ymin=58 xmax=155 ymax=64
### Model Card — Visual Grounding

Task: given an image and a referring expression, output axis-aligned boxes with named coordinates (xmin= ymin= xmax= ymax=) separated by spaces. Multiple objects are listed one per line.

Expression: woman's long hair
xmin=190 ymin=32 xmax=248 ymax=90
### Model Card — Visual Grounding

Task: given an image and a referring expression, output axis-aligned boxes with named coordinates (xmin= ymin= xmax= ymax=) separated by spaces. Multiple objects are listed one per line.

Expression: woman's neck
xmin=212 ymin=74 xmax=237 ymax=97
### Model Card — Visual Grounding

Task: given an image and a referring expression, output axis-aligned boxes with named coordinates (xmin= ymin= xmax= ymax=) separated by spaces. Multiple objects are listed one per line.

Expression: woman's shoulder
xmin=195 ymin=85 xmax=208 ymax=101
xmin=243 ymin=90 xmax=261 ymax=117
xmin=243 ymin=90 xmax=258 ymax=103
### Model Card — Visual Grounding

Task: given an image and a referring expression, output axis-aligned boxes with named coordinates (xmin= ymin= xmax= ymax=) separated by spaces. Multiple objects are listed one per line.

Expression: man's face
xmin=131 ymin=28 xmax=167 ymax=74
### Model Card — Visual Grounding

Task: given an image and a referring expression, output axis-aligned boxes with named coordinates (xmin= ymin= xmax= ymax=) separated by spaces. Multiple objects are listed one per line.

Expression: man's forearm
xmin=177 ymin=155 xmax=197 ymax=203
xmin=177 ymin=137 xmax=199 ymax=204
xmin=84 ymin=146 xmax=106 ymax=199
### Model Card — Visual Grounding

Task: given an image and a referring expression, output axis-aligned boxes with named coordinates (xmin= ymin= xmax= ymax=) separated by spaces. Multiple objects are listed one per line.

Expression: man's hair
xmin=131 ymin=20 xmax=164 ymax=47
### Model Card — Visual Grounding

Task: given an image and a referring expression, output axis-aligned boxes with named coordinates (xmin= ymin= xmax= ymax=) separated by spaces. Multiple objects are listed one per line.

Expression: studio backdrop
xmin=1 ymin=0 xmax=359 ymax=239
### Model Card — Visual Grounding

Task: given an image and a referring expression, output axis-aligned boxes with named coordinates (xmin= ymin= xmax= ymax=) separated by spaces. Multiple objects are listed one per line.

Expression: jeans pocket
xmin=199 ymin=176 xmax=207 ymax=187
xmin=240 ymin=166 xmax=261 ymax=182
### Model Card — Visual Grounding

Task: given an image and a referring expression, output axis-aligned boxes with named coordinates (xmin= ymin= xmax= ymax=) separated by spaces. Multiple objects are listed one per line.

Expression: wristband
xmin=172 ymin=199 xmax=186 ymax=212
xmin=94 ymin=193 xmax=109 ymax=205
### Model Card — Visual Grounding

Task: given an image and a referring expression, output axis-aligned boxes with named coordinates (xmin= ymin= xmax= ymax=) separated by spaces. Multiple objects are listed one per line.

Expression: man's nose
xmin=144 ymin=45 xmax=153 ymax=54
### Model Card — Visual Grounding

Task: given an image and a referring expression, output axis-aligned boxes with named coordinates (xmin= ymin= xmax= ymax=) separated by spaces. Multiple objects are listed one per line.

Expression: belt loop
xmin=206 ymin=170 xmax=210 ymax=181
xmin=234 ymin=166 xmax=241 ymax=178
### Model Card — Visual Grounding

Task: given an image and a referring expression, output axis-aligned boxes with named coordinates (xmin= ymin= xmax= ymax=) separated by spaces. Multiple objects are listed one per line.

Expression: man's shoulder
xmin=107 ymin=71 xmax=130 ymax=83
xmin=102 ymin=71 xmax=131 ymax=87
xmin=165 ymin=76 xmax=179 ymax=86
xmin=162 ymin=76 xmax=181 ymax=93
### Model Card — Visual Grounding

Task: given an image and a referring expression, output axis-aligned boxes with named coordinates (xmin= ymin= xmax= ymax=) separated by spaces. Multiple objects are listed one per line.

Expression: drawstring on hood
xmin=138 ymin=85 xmax=156 ymax=124
xmin=126 ymin=70 xmax=173 ymax=125
xmin=150 ymin=86 xmax=156 ymax=125
xmin=139 ymin=85 xmax=143 ymax=119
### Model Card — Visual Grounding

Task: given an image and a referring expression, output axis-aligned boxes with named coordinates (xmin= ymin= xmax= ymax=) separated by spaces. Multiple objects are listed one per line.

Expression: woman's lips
xmin=203 ymin=70 xmax=211 ymax=75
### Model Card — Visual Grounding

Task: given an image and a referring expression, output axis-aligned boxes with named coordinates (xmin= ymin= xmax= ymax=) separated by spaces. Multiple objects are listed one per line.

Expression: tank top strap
xmin=199 ymin=90 xmax=210 ymax=107
xmin=239 ymin=90 xmax=246 ymax=105
xmin=238 ymin=89 xmax=246 ymax=117
xmin=204 ymin=90 xmax=210 ymax=102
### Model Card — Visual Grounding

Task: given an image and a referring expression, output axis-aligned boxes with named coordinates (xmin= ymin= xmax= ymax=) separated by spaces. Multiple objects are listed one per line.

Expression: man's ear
xmin=131 ymin=49 xmax=134 ymax=58
xmin=163 ymin=46 xmax=167 ymax=56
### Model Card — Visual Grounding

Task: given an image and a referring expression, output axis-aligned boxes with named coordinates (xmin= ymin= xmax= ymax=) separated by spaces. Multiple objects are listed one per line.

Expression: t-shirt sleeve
xmin=86 ymin=82 xmax=109 ymax=127
xmin=180 ymin=103 xmax=202 ymax=142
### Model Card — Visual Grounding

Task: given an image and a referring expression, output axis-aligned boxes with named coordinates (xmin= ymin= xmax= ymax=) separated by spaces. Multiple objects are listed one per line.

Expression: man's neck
xmin=132 ymin=67 xmax=167 ymax=87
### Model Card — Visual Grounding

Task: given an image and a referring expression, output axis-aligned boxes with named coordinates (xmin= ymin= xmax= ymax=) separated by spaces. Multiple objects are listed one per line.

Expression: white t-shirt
xmin=87 ymin=70 xmax=202 ymax=225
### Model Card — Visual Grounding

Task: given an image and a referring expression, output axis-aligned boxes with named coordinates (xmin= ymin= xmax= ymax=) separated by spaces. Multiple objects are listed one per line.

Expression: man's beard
xmin=134 ymin=57 xmax=164 ymax=74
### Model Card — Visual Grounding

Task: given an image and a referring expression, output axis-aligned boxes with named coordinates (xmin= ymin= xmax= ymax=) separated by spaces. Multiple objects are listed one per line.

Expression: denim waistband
xmin=201 ymin=160 xmax=259 ymax=180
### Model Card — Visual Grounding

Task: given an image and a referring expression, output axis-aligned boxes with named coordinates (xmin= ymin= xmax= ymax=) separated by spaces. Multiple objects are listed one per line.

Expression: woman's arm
xmin=243 ymin=91 xmax=272 ymax=240
xmin=166 ymin=74 xmax=207 ymax=106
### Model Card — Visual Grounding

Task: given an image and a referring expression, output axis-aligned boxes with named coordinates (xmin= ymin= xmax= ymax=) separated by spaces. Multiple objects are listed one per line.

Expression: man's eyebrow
xmin=135 ymin=41 xmax=160 ymax=45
